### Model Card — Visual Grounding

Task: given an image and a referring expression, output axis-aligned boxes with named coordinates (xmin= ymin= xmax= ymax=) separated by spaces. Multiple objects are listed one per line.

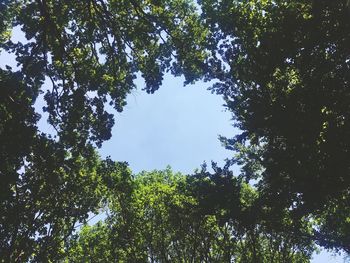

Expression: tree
xmin=65 ymin=167 xmax=314 ymax=262
xmin=3 ymin=0 xmax=349 ymax=258
xmin=65 ymin=222 xmax=114 ymax=263
xmin=187 ymin=163 xmax=315 ymax=262
xmin=0 ymin=115 xmax=105 ymax=261
xmin=0 ymin=0 xmax=208 ymax=261
xmin=5 ymin=0 xmax=208 ymax=150
xmin=200 ymin=0 xmax=350 ymax=252
xmin=0 ymin=1 xmax=12 ymax=43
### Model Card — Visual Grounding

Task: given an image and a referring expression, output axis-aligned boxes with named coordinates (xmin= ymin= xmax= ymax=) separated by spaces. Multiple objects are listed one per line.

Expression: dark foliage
xmin=201 ymin=0 xmax=350 ymax=252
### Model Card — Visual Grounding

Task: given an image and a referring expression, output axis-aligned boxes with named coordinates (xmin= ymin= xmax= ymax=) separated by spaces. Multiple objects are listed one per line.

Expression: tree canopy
xmin=1 ymin=0 xmax=207 ymax=261
xmin=1 ymin=0 xmax=350 ymax=261
xmin=4 ymin=0 xmax=208 ymax=149
xmin=200 ymin=0 xmax=350 ymax=252
xmin=65 ymin=168 xmax=314 ymax=263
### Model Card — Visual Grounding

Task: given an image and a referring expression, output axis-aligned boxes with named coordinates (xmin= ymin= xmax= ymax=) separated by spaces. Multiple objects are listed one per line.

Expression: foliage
xmin=0 ymin=70 xmax=114 ymax=261
xmin=5 ymin=0 xmax=208 ymax=150
xmin=65 ymin=168 xmax=314 ymax=262
xmin=200 ymin=0 xmax=350 ymax=252
xmin=0 ymin=0 xmax=16 ymax=43
xmin=2 ymin=0 xmax=350 ymax=259
xmin=0 ymin=0 xmax=207 ymax=261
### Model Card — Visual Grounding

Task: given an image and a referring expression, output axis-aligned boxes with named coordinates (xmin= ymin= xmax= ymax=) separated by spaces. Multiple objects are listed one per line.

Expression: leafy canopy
xmin=0 ymin=0 xmax=208 ymax=261
xmin=1 ymin=0 xmax=350 ymax=260
xmin=65 ymin=168 xmax=314 ymax=263
xmin=201 ymin=0 xmax=350 ymax=252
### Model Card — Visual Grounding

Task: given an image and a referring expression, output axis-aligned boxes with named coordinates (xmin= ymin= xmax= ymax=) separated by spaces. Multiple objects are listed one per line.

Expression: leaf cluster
xmin=65 ymin=167 xmax=314 ymax=262
xmin=201 ymin=0 xmax=350 ymax=253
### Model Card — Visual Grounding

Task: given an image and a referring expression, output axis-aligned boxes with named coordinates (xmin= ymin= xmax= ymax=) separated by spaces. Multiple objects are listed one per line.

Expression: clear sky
xmin=0 ymin=29 xmax=347 ymax=263
xmin=100 ymin=75 xmax=235 ymax=174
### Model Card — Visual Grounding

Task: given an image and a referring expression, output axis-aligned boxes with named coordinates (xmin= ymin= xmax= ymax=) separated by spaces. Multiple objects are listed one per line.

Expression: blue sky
xmin=0 ymin=29 xmax=347 ymax=263
xmin=100 ymin=75 xmax=235 ymax=174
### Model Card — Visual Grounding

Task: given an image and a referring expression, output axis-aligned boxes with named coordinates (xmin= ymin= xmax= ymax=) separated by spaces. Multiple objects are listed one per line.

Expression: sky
xmin=0 ymin=29 xmax=347 ymax=263
xmin=100 ymin=75 xmax=236 ymax=174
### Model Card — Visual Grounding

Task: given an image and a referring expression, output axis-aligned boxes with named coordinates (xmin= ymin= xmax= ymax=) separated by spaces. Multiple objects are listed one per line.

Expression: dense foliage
xmin=201 ymin=0 xmax=350 ymax=253
xmin=65 ymin=168 xmax=314 ymax=263
xmin=1 ymin=0 xmax=349 ymax=261
xmin=0 ymin=0 xmax=207 ymax=261
xmin=4 ymin=0 xmax=207 ymax=149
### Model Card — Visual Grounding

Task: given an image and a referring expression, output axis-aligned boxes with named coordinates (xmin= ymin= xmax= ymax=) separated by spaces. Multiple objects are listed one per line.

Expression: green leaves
xmin=65 ymin=168 xmax=314 ymax=262
xmin=5 ymin=0 xmax=209 ymax=151
xmin=2 ymin=0 xmax=349 ymax=259
xmin=0 ymin=1 xmax=209 ymax=261
xmin=202 ymin=0 xmax=350 ymax=253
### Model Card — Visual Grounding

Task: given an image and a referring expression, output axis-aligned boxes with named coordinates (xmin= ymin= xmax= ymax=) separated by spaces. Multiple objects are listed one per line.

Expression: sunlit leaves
xmin=4 ymin=0 xmax=209 ymax=151
xmin=0 ymin=2 xmax=210 ymax=260
xmin=65 ymin=168 xmax=314 ymax=262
